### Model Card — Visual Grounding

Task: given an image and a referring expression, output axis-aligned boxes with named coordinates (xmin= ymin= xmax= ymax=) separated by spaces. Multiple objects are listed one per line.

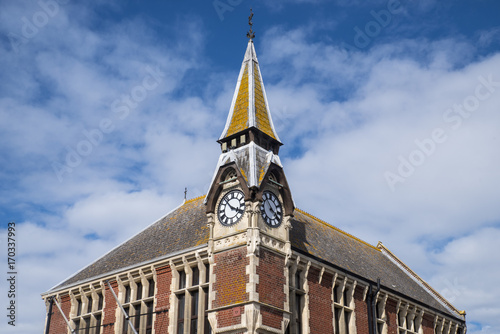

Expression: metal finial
xmin=247 ymin=8 xmax=255 ymax=39
xmin=184 ymin=187 xmax=187 ymax=200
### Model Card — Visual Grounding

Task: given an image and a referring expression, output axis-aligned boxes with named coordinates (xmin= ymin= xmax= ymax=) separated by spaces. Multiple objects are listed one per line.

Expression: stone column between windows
xmin=245 ymin=201 xmax=260 ymax=332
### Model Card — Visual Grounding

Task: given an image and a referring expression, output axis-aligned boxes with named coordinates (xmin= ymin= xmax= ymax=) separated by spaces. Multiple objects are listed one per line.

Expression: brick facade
xmin=213 ymin=246 xmax=249 ymax=328
xmin=48 ymin=294 xmax=71 ymax=334
xmin=423 ymin=314 xmax=436 ymax=334
xmin=101 ymin=280 xmax=118 ymax=334
xmin=213 ymin=247 xmax=249 ymax=308
xmin=386 ymin=298 xmax=398 ymax=334
xmin=154 ymin=265 xmax=172 ymax=333
xmin=261 ymin=305 xmax=284 ymax=329
xmin=307 ymin=268 xmax=334 ymax=333
xmin=257 ymin=248 xmax=286 ymax=329
xmin=216 ymin=306 xmax=245 ymax=328
xmin=353 ymin=286 xmax=369 ymax=334
xmin=42 ymin=245 xmax=464 ymax=334
xmin=257 ymin=248 xmax=286 ymax=308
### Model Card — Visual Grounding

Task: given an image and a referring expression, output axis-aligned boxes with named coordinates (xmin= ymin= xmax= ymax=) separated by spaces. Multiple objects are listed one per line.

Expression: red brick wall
xmin=261 ymin=305 xmax=283 ymax=329
xmin=102 ymin=280 xmax=118 ymax=334
xmin=154 ymin=265 xmax=172 ymax=333
xmin=213 ymin=247 xmax=249 ymax=308
xmin=354 ymin=285 xmax=370 ymax=334
xmin=213 ymin=247 xmax=249 ymax=328
xmin=256 ymin=248 xmax=286 ymax=328
xmin=422 ymin=314 xmax=435 ymax=334
xmin=385 ymin=298 xmax=398 ymax=334
xmin=257 ymin=248 xmax=286 ymax=307
xmin=216 ymin=306 xmax=245 ymax=328
xmin=48 ymin=294 xmax=71 ymax=334
xmin=308 ymin=268 xmax=334 ymax=333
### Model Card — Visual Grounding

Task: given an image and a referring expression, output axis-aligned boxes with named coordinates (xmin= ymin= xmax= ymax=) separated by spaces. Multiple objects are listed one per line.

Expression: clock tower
xmin=40 ymin=12 xmax=468 ymax=334
xmin=204 ymin=26 xmax=294 ymax=333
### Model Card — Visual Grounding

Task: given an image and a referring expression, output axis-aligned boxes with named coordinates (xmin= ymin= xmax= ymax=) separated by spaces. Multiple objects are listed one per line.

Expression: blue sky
xmin=1 ymin=0 xmax=500 ymax=333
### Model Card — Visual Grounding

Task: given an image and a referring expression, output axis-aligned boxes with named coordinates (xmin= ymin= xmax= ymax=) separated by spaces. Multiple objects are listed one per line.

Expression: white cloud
xmin=64 ymin=190 xmax=178 ymax=239
xmin=429 ymin=227 xmax=500 ymax=333
xmin=478 ymin=27 xmax=500 ymax=48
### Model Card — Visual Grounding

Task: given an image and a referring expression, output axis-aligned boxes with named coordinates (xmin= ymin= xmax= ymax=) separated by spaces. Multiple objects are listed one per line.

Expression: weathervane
xmin=247 ymin=8 xmax=255 ymax=39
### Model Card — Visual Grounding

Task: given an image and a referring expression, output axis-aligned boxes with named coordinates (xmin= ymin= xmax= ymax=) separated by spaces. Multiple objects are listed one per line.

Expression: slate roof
xmin=219 ymin=40 xmax=280 ymax=142
xmin=290 ymin=209 xmax=461 ymax=319
xmin=47 ymin=196 xmax=462 ymax=321
xmin=49 ymin=197 xmax=209 ymax=292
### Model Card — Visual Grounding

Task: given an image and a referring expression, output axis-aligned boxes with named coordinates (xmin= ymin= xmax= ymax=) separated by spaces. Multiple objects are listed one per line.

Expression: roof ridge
xmin=377 ymin=242 xmax=466 ymax=319
xmin=185 ymin=195 xmax=206 ymax=204
xmin=295 ymin=208 xmax=380 ymax=251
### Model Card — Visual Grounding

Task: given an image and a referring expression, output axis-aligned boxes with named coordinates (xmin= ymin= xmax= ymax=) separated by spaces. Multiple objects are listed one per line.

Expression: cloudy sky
xmin=1 ymin=0 xmax=500 ymax=333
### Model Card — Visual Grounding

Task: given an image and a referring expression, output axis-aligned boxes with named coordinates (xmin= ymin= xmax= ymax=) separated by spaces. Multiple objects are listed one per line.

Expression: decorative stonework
xmin=246 ymin=228 xmax=260 ymax=257
xmin=214 ymin=232 xmax=248 ymax=252
xmin=245 ymin=304 xmax=260 ymax=333
xmin=260 ymin=234 xmax=285 ymax=253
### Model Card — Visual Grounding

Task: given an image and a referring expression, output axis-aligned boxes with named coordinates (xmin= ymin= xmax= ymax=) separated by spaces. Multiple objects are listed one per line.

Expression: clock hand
xmin=268 ymin=203 xmax=277 ymax=216
xmin=272 ymin=206 xmax=277 ymax=215
xmin=227 ymin=202 xmax=244 ymax=213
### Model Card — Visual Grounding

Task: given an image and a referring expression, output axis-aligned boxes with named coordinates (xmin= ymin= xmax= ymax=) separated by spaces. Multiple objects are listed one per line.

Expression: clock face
xmin=218 ymin=190 xmax=245 ymax=226
xmin=260 ymin=191 xmax=283 ymax=227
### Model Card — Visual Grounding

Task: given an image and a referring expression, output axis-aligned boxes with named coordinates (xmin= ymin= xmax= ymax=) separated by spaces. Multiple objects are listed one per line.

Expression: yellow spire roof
xmin=219 ymin=40 xmax=281 ymax=143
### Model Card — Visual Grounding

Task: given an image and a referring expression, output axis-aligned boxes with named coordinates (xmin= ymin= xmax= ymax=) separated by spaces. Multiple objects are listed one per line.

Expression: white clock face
xmin=218 ymin=190 xmax=245 ymax=226
xmin=260 ymin=191 xmax=283 ymax=227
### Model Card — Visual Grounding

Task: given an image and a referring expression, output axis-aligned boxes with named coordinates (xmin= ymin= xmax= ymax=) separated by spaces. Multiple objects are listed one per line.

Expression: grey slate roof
xmin=290 ymin=209 xmax=459 ymax=318
xmin=49 ymin=197 xmax=209 ymax=291
xmin=47 ymin=197 xmax=461 ymax=321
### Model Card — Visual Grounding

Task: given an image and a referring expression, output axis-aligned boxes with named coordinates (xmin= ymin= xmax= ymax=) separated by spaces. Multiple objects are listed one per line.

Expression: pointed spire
xmin=219 ymin=24 xmax=282 ymax=154
xmin=206 ymin=21 xmax=291 ymax=205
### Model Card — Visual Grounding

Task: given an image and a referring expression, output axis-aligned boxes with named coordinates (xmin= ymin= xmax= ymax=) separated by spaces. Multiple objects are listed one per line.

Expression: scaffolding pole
xmin=105 ymin=280 xmax=138 ymax=334
xmin=52 ymin=297 xmax=76 ymax=334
